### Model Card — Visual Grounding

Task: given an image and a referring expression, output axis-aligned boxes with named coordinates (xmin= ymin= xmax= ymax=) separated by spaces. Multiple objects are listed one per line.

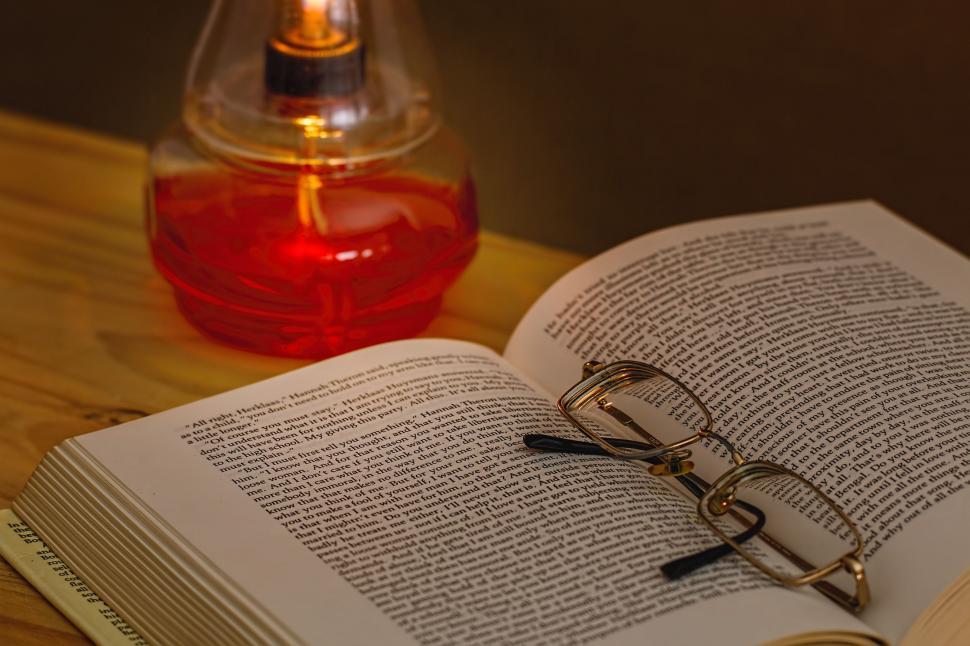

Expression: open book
xmin=4 ymin=202 xmax=970 ymax=645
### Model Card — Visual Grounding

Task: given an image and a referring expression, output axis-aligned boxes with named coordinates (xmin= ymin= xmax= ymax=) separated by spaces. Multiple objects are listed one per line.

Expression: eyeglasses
xmin=523 ymin=360 xmax=870 ymax=614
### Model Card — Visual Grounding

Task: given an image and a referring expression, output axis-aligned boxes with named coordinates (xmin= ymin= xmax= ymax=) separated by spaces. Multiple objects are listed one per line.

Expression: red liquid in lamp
xmin=149 ymin=165 xmax=477 ymax=358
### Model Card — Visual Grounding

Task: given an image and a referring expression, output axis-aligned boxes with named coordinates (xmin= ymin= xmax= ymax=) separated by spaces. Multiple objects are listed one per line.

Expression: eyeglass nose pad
xmin=706 ymin=485 xmax=738 ymax=515
xmin=582 ymin=360 xmax=606 ymax=379
xmin=648 ymin=449 xmax=694 ymax=477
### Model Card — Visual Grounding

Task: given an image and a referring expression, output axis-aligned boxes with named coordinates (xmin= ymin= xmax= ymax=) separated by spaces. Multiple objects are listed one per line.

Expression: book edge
xmin=0 ymin=508 xmax=145 ymax=646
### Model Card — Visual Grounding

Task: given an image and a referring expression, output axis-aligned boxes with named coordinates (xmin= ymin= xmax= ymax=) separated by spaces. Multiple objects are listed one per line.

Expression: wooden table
xmin=0 ymin=110 xmax=583 ymax=643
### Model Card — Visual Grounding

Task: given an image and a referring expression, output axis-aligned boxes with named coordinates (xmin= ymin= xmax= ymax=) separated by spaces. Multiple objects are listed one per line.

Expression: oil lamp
xmin=148 ymin=0 xmax=478 ymax=358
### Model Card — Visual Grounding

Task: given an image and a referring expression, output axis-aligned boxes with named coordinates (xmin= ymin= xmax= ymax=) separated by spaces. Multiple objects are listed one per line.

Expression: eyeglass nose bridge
xmin=582 ymin=360 xmax=606 ymax=379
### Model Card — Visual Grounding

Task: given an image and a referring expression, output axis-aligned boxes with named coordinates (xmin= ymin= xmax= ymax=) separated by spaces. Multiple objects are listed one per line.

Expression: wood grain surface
xmin=0 ymin=110 xmax=583 ymax=643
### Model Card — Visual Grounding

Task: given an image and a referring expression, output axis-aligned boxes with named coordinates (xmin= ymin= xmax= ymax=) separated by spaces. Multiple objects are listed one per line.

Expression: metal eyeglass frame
xmin=524 ymin=359 xmax=870 ymax=614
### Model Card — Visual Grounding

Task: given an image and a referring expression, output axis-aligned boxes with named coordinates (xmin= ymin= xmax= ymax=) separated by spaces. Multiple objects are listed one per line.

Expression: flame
xmin=274 ymin=0 xmax=356 ymax=50
xmin=300 ymin=0 xmax=329 ymax=43
xmin=302 ymin=0 xmax=328 ymax=14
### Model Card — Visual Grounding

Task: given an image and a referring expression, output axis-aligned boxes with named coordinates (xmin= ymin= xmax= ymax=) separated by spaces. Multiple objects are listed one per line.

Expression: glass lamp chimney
xmin=147 ymin=0 xmax=478 ymax=358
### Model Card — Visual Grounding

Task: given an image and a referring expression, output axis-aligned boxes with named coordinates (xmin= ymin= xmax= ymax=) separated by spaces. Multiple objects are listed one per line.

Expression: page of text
xmin=505 ymin=201 xmax=970 ymax=639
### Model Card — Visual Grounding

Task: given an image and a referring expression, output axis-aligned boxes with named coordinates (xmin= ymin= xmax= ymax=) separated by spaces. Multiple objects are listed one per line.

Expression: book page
xmin=505 ymin=201 xmax=970 ymax=640
xmin=36 ymin=339 xmax=875 ymax=645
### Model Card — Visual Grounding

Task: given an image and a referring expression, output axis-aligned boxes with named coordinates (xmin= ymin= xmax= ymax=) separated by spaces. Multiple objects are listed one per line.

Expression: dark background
xmin=2 ymin=1 xmax=968 ymax=255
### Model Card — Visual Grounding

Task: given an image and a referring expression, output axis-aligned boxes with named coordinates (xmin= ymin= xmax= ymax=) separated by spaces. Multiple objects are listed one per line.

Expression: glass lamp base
xmin=172 ymin=288 xmax=442 ymax=358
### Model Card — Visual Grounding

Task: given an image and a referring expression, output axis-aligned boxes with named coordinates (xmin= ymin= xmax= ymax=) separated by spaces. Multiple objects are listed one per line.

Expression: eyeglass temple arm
xmin=658 ymin=500 xmax=765 ymax=578
xmin=522 ymin=433 xmax=766 ymax=577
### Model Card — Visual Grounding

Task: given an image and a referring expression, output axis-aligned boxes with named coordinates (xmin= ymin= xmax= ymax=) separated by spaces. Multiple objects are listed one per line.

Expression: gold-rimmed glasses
xmin=524 ymin=359 xmax=870 ymax=614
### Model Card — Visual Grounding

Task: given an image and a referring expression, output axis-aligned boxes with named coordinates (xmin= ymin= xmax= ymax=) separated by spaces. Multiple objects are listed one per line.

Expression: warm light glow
xmin=274 ymin=0 xmax=358 ymax=54
xmin=266 ymin=0 xmax=362 ymax=98
xmin=283 ymin=0 xmax=356 ymax=49
xmin=299 ymin=0 xmax=331 ymax=44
